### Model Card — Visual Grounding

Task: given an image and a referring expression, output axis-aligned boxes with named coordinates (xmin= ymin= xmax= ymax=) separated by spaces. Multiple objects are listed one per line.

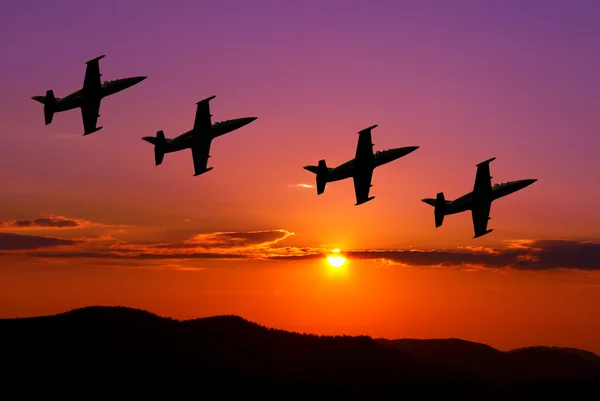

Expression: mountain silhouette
xmin=1 ymin=306 xmax=598 ymax=399
xmin=378 ymin=338 xmax=600 ymax=383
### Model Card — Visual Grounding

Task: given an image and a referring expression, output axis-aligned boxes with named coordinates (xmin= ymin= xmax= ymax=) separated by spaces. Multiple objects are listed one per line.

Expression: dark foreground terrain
xmin=1 ymin=306 xmax=598 ymax=399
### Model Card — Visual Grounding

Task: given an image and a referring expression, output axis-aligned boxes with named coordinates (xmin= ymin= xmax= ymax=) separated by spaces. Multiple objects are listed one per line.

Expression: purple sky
xmin=1 ymin=2 xmax=598 ymax=242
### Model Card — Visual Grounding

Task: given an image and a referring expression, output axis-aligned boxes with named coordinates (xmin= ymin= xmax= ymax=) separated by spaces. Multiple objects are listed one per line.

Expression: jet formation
xmin=31 ymin=55 xmax=146 ymax=136
xmin=303 ymin=125 xmax=419 ymax=205
xmin=31 ymin=55 xmax=538 ymax=239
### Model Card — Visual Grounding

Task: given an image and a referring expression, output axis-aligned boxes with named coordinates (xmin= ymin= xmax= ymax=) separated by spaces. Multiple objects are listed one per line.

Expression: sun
xmin=327 ymin=248 xmax=346 ymax=268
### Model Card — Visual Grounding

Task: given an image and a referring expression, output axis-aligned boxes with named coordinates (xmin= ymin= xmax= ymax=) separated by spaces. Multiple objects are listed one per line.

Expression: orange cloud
xmin=0 ymin=214 xmax=127 ymax=230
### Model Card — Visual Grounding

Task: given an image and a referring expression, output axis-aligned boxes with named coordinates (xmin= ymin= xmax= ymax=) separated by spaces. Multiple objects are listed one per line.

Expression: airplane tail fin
xmin=154 ymin=131 xmax=167 ymax=166
xmin=434 ymin=192 xmax=446 ymax=227
xmin=44 ymin=90 xmax=56 ymax=125
xmin=142 ymin=131 xmax=167 ymax=166
xmin=316 ymin=159 xmax=328 ymax=195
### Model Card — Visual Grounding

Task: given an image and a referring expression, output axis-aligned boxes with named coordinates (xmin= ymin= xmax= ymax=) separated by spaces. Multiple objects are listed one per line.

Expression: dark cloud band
xmin=0 ymin=233 xmax=78 ymax=250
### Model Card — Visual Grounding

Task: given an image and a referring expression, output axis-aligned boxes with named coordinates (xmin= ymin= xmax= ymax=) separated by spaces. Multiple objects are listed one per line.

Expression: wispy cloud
xmin=0 ymin=214 xmax=127 ymax=230
xmin=22 ymin=229 xmax=313 ymax=263
xmin=184 ymin=229 xmax=296 ymax=249
xmin=0 ymin=232 xmax=79 ymax=250
xmin=288 ymin=183 xmax=314 ymax=189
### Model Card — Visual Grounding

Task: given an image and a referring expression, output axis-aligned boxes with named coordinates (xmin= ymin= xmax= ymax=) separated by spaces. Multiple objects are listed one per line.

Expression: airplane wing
xmin=191 ymin=96 xmax=216 ymax=176
xmin=471 ymin=201 xmax=492 ymax=238
xmin=191 ymin=138 xmax=212 ymax=176
xmin=471 ymin=157 xmax=496 ymax=238
xmin=83 ymin=55 xmax=105 ymax=93
xmin=354 ymin=125 xmax=377 ymax=162
xmin=352 ymin=125 xmax=378 ymax=205
xmin=473 ymin=157 xmax=495 ymax=195
xmin=353 ymin=169 xmax=374 ymax=206
xmin=80 ymin=98 xmax=101 ymax=135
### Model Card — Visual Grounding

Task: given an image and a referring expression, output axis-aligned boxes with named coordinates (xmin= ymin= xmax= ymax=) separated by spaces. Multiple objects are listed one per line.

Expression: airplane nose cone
xmin=397 ymin=146 xmax=419 ymax=157
xmin=241 ymin=117 xmax=257 ymax=126
xmin=132 ymin=76 xmax=147 ymax=85
xmin=525 ymin=178 xmax=538 ymax=186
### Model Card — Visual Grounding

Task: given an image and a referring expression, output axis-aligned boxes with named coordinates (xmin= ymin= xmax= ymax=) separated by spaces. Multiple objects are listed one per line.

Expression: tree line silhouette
xmin=1 ymin=306 xmax=598 ymax=399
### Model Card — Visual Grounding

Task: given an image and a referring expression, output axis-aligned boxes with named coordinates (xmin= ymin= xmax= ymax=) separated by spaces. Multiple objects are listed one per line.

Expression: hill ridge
xmin=6 ymin=305 xmax=597 ymax=356
xmin=1 ymin=305 xmax=599 ymax=398
xmin=4 ymin=305 xmax=599 ymax=356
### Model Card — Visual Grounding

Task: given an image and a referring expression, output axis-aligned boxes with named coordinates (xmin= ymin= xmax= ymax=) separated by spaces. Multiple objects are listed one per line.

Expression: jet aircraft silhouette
xmin=142 ymin=96 xmax=257 ymax=176
xmin=422 ymin=157 xmax=537 ymax=238
xmin=31 ymin=55 xmax=146 ymax=135
xmin=303 ymin=125 xmax=419 ymax=205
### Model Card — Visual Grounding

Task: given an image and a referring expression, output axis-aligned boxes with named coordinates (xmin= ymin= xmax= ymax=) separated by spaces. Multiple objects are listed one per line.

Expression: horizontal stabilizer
xmin=474 ymin=229 xmax=493 ymax=239
xmin=193 ymin=167 xmax=214 ymax=176
xmin=31 ymin=95 xmax=46 ymax=104
xmin=303 ymin=165 xmax=318 ymax=174
xmin=197 ymin=95 xmax=216 ymax=105
xmin=85 ymin=55 xmax=106 ymax=64
xmin=82 ymin=126 xmax=103 ymax=136
xmin=434 ymin=192 xmax=446 ymax=227
xmin=358 ymin=125 xmax=378 ymax=134
xmin=476 ymin=157 xmax=496 ymax=167
xmin=355 ymin=196 xmax=375 ymax=206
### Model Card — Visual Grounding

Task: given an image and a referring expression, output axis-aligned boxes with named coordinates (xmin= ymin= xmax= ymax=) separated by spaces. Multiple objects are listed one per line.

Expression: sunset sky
xmin=1 ymin=0 xmax=599 ymax=354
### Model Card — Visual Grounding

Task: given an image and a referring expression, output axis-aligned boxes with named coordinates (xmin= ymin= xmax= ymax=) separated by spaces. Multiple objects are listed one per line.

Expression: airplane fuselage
xmin=309 ymin=146 xmax=420 ymax=182
xmin=32 ymin=77 xmax=146 ymax=111
xmin=148 ymin=117 xmax=258 ymax=154
xmin=423 ymin=179 xmax=537 ymax=214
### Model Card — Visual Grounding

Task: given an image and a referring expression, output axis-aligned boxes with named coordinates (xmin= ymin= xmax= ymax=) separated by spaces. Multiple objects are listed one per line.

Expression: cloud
xmin=350 ymin=240 xmax=600 ymax=271
xmin=267 ymin=239 xmax=600 ymax=271
xmin=182 ymin=229 xmax=295 ymax=249
xmin=0 ymin=214 xmax=126 ymax=230
xmin=288 ymin=183 xmax=314 ymax=189
xmin=512 ymin=240 xmax=600 ymax=271
xmin=28 ymin=251 xmax=248 ymax=260
xmin=23 ymin=229 xmax=303 ymax=262
xmin=0 ymin=232 xmax=78 ymax=250
xmin=1 ymin=215 xmax=81 ymax=228
xmin=1 ymin=223 xmax=598 ymax=272
xmin=125 ymin=229 xmax=295 ymax=252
